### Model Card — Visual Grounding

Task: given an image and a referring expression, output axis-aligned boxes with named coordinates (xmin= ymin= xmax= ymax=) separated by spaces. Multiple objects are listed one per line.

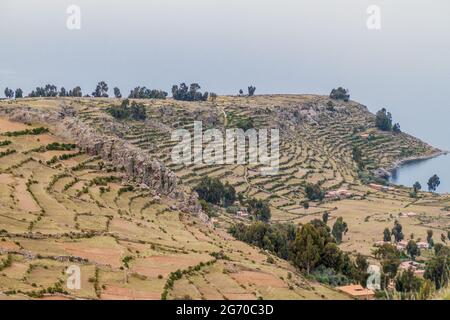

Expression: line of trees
xmin=3 ymin=82 xmax=217 ymax=100
xmin=229 ymin=218 xmax=367 ymax=286
xmin=228 ymin=208 xmax=448 ymax=296
xmin=5 ymin=85 xmax=83 ymax=98
xmin=4 ymin=82 xmax=263 ymax=100
xmin=4 ymin=87 xmax=23 ymax=99
xmin=128 ymin=86 xmax=167 ymax=99
xmin=172 ymin=83 xmax=208 ymax=101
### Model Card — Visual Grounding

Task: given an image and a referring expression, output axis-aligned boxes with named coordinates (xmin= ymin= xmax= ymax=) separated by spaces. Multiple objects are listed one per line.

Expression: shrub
xmin=3 ymin=127 xmax=49 ymax=137
xmin=311 ymin=265 xmax=350 ymax=286
xmin=0 ymin=140 xmax=12 ymax=146
xmin=245 ymin=197 xmax=271 ymax=222
xmin=45 ymin=142 xmax=76 ymax=151
xmin=122 ymin=255 xmax=133 ymax=268
xmin=199 ymin=199 xmax=216 ymax=218
xmin=194 ymin=176 xmax=236 ymax=207
xmin=118 ymin=186 xmax=134 ymax=195
xmin=234 ymin=117 xmax=254 ymax=131
xmin=0 ymin=149 xmax=16 ymax=158
xmin=210 ymin=251 xmax=230 ymax=260
xmin=305 ymin=183 xmax=324 ymax=201
xmin=107 ymin=99 xmax=147 ymax=121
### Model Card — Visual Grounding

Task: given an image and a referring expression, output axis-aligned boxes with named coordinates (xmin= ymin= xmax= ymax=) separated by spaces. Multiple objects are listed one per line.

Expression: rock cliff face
xmin=0 ymin=105 xmax=178 ymax=195
xmin=0 ymin=104 xmax=210 ymax=222
xmin=62 ymin=118 xmax=179 ymax=194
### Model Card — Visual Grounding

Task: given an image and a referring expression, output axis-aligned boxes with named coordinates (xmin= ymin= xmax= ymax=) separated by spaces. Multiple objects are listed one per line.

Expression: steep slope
xmin=5 ymin=95 xmax=436 ymax=218
xmin=1 ymin=95 xmax=448 ymax=300
xmin=0 ymin=117 xmax=346 ymax=300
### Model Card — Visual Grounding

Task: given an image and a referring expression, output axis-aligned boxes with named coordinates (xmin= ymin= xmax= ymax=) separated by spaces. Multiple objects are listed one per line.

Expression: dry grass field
xmin=0 ymin=95 xmax=448 ymax=300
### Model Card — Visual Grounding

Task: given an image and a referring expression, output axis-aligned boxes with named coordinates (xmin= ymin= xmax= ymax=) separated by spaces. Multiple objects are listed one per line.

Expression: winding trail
xmin=219 ymin=106 xmax=227 ymax=128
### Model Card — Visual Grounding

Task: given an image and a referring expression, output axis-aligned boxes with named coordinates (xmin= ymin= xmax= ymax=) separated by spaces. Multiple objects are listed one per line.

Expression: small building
xmin=396 ymin=240 xmax=408 ymax=251
xmin=368 ymin=183 xmax=383 ymax=191
xmin=414 ymin=269 xmax=425 ymax=277
xmin=326 ymin=189 xmax=352 ymax=199
xmin=399 ymin=212 xmax=417 ymax=218
xmin=152 ymin=195 xmax=161 ymax=204
xmin=368 ymin=183 xmax=395 ymax=192
xmin=236 ymin=210 xmax=249 ymax=218
xmin=326 ymin=191 xmax=338 ymax=198
xmin=336 ymin=285 xmax=375 ymax=300
xmin=399 ymin=261 xmax=425 ymax=277
xmin=373 ymin=240 xmax=390 ymax=247
xmin=360 ymin=133 xmax=370 ymax=139
xmin=417 ymin=242 xmax=430 ymax=250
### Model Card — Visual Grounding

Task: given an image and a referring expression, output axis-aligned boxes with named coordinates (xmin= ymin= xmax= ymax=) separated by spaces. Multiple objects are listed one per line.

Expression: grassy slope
xmin=0 ymin=116 xmax=346 ymax=300
xmin=0 ymin=95 xmax=449 ymax=299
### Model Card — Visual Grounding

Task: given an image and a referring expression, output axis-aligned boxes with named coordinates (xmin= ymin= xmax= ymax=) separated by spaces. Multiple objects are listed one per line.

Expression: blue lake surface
xmin=389 ymin=154 xmax=450 ymax=194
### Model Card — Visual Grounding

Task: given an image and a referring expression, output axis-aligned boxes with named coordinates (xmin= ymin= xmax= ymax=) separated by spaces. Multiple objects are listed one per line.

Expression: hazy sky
xmin=1 ymin=0 xmax=449 ymax=149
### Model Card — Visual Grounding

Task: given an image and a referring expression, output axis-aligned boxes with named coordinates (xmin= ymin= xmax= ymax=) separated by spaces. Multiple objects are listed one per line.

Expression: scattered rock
xmin=372 ymin=168 xmax=391 ymax=179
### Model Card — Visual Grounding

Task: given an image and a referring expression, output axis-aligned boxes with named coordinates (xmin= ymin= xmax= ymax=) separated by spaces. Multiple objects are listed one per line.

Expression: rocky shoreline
xmin=374 ymin=149 xmax=448 ymax=180
xmin=389 ymin=149 xmax=448 ymax=172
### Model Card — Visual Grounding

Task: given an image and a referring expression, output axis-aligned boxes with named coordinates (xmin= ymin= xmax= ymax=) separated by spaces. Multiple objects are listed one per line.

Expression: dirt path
xmin=219 ymin=106 xmax=227 ymax=128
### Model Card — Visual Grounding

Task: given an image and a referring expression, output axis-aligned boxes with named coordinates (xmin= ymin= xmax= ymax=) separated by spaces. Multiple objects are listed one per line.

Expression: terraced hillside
xmin=0 ymin=117 xmax=347 ymax=300
xmin=0 ymin=95 xmax=449 ymax=300
xmin=9 ymin=96 xmax=439 ymax=215
xmin=74 ymin=95 xmax=437 ymax=193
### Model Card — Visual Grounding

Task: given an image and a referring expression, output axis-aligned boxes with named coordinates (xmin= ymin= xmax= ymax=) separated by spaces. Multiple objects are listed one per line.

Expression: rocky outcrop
xmin=275 ymin=104 xmax=320 ymax=129
xmin=0 ymin=105 xmax=178 ymax=195
xmin=0 ymin=104 xmax=210 ymax=221
xmin=61 ymin=117 xmax=179 ymax=194
xmin=372 ymin=168 xmax=391 ymax=179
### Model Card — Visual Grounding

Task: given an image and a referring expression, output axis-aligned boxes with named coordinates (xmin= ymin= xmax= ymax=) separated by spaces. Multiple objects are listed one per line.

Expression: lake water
xmin=389 ymin=154 xmax=450 ymax=194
